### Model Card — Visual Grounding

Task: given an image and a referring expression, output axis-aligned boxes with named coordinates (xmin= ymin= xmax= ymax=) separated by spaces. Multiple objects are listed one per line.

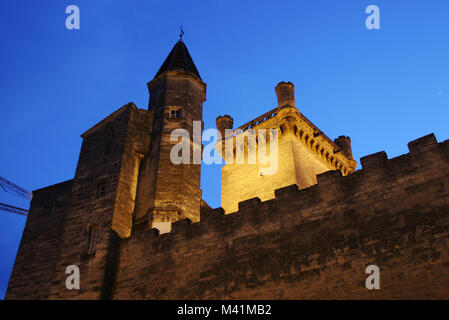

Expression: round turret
xmin=216 ymin=115 xmax=234 ymax=138
xmin=334 ymin=136 xmax=354 ymax=160
xmin=275 ymin=81 xmax=296 ymax=108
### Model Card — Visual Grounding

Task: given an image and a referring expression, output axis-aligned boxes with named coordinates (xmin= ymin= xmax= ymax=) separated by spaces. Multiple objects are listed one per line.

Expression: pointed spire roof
xmin=154 ymin=40 xmax=202 ymax=80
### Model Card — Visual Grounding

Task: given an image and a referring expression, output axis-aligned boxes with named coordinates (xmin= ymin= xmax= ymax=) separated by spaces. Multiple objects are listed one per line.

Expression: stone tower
xmin=217 ymin=81 xmax=357 ymax=213
xmin=6 ymin=39 xmax=206 ymax=300
xmin=133 ymin=39 xmax=207 ymax=233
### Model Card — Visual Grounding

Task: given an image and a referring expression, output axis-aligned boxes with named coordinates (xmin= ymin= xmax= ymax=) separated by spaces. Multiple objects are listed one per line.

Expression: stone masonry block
xmin=407 ymin=133 xmax=438 ymax=154
xmin=274 ymin=184 xmax=299 ymax=198
xmin=200 ymin=207 xmax=225 ymax=222
xmin=316 ymin=170 xmax=342 ymax=186
xmin=171 ymin=218 xmax=192 ymax=233
xmin=238 ymin=197 xmax=261 ymax=211
xmin=360 ymin=151 xmax=388 ymax=170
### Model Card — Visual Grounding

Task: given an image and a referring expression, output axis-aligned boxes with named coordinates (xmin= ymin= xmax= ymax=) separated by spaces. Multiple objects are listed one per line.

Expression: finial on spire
xmin=179 ymin=24 xmax=184 ymax=39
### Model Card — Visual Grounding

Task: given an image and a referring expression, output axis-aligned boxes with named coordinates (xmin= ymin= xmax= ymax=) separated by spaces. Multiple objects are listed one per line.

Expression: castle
xmin=6 ymin=40 xmax=449 ymax=299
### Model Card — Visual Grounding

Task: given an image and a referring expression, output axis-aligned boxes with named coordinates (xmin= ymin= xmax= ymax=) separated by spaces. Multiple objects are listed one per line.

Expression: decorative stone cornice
xmin=217 ymin=105 xmax=357 ymax=176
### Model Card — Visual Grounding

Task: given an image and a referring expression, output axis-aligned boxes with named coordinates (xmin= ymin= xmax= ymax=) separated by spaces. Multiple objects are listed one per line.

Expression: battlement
xmin=235 ymin=107 xmax=278 ymax=132
xmin=127 ymin=133 xmax=449 ymax=242
xmin=216 ymin=83 xmax=359 ymax=213
xmin=217 ymin=107 xmax=356 ymax=176
xmin=218 ymin=80 xmax=357 ymax=174
xmin=113 ymin=133 xmax=449 ymax=299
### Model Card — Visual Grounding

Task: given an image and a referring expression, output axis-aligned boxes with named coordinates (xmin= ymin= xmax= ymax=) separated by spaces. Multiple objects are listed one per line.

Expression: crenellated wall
xmin=112 ymin=134 xmax=449 ymax=299
xmin=7 ymin=129 xmax=449 ymax=300
xmin=218 ymin=104 xmax=357 ymax=213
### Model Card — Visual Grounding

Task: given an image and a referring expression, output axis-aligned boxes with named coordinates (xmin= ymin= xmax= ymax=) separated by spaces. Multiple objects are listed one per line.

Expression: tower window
xmin=170 ymin=108 xmax=182 ymax=119
xmin=97 ymin=183 xmax=107 ymax=198
xmin=88 ymin=226 xmax=99 ymax=255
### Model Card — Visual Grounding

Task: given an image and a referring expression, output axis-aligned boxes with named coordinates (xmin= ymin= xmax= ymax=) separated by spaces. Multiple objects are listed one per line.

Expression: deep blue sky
xmin=1 ymin=0 xmax=448 ymax=299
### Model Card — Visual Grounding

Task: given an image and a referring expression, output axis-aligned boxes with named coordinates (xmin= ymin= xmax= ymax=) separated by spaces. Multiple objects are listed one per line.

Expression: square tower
xmin=216 ymin=82 xmax=357 ymax=213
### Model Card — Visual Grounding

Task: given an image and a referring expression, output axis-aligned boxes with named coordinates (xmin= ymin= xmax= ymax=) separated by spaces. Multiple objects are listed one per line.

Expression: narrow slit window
xmin=97 ymin=184 xmax=106 ymax=198
xmin=88 ymin=226 xmax=99 ymax=255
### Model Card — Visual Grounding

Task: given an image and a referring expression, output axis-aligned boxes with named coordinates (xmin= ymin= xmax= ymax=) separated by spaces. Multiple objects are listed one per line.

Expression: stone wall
xmin=7 ymin=133 xmax=449 ymax=300
xmin=219 ymin=105 xmax=356 ymax=214
xmin=6 ymin=103 xmax=152 ymax=299
xmin=5 ymin=180 xmax=73 ymax=299
xmin=221 ymin=132 xmax=334 ymax=213
xmin=112 ymin=134 xmax=449 ymax=299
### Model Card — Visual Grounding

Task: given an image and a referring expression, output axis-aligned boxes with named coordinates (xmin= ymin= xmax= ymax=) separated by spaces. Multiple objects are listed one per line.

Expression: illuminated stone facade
xmin=6 ymin=40 xmax=449 ymax=300
xmin=217 ymin=82 xmax=357 ymax=213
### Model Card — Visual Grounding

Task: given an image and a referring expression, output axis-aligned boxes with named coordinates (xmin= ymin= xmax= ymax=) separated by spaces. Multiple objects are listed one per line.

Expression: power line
xmin=0 ymin=176 xmax=32 ymax=216
xmin=0 ymin=202 xmax=28 ymax=216
xmin=0 ymin=176 xmax=32 ymax=200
